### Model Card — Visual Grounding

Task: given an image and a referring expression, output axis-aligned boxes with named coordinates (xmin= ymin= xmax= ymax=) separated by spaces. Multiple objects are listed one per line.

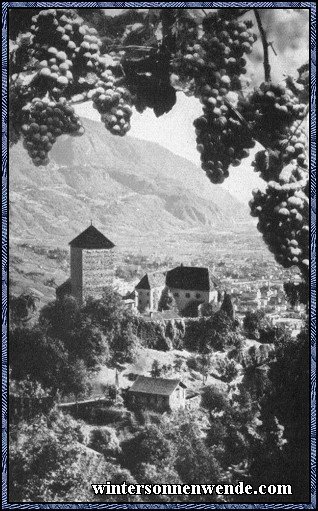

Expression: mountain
xmin=9 ymin=116 xmax=252 ymax=249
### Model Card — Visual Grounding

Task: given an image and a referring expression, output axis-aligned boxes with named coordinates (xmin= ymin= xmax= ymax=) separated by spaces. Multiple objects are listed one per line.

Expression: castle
xmin=57 ymin=224 xmax=220 ymax=315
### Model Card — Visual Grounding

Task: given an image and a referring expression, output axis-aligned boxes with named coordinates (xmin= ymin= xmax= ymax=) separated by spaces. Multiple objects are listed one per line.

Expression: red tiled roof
xmin=128 ymin=375 xmax=186 ymax=396
xmin=69 ymin=225 xmax=115 ymax=249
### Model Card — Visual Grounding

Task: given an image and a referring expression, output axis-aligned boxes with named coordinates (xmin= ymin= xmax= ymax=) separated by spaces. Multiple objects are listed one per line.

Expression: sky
xmin=75 ymin=8 xmax=309 ymax=204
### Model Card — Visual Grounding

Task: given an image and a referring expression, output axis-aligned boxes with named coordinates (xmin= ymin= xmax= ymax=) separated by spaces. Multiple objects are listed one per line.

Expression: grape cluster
xmin=250 ymin=178 xmax=309 ymax=274
xmin=90 ymin=71 xmax=133 ymax=136
xmin=21 ymin=97 xmax=84 ymax=166
xmin=185 ymin=11 xmax=258 ymax=183
xmin=193 ymin=89 xmax=255 ymax=183
xmin=172 ymin=42 xmax=206 ymax=84
xmin=30 ymin=9 xmax=103 ymax=95
xmin=240 ymin=82 xmax=308 ymax=181
xmin=242 ymin=82 xmax=307 ymax=145
xmin=200 ymin=12 xmax=257 ymax=91
xmin=252 ymin=121 xmax=308 ymax=182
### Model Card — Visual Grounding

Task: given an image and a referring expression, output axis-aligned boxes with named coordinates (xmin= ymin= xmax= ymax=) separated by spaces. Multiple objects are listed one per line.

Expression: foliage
xmin=220 ymin=292 xmax=234 ymax=319
xmin=199 ymin=300 xmax=220 ymax=317
xmin=158 ymin=286 xmax=177 ymax=312
xmin=247 ymin=324 xmax=310 ymax=501
xmin=243 ymin=309 xmax=271 ymax=340
xmin=150 ymin=359 xmax=162 ymax=378
xmin=214 ymin=356 xmax=239 ymax=383
xmin=135 ymin=317 xmax=170 ymax=350
xmin=88 ymin=426 xmax=120 ymax=456
xmin=201 ymin=385 xmax=228 ymax=412
xmin=9 ymin=292 xmax=38 ymax=327
xmin=184 ymin=310 xmax=240 ymax=353
xmin=10 ymin=288 xmax=140 ymax=396
xmin=9 ymin=325 xmax=88 ymax=396
xmin=180 ymin=299 xmax=203 ymax=318
xmin=9 ymin=410 xmax=107 ymax=501
xmin=121 ymin=424 xmax=174 ymax=472
xmin=111 ymin=323 xmax=139 ymax=364
xmin=284 ymin=280 xmax=308 ymax=306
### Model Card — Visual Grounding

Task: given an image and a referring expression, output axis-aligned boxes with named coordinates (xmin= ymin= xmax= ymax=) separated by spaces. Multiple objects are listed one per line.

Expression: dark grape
xmin=249 ymin=177 xmax=309 ymax=277
xmin=194 ymin=91 xmax=255 ymax=183
xmin=22 ymin=96 xmax=84 ymax=165
xmin=91 ymin=71 xmax=133 ymax=136
xmin=30 ymin=9 xmax=104 ymax=95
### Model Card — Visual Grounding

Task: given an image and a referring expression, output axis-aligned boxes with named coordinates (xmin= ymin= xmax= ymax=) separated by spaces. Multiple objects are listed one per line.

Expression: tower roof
xmin=69 ymin=225 xmax=115 ymax=249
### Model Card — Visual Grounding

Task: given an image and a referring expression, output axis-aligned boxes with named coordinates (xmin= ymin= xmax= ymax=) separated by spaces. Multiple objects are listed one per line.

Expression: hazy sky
xmin=75 ymin=8 xmax=309 ymax=204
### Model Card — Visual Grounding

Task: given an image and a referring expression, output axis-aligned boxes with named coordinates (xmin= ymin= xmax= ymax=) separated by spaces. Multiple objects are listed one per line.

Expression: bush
xmin=215 ymin=357 xmax=239 ymax=383
xmin=136 ymin=319 xmax=171 ymax=351
xmin=89 ymin=426 xmax=120 ymax=456
xmin=201 ymin=386 xmax=228 ymax=412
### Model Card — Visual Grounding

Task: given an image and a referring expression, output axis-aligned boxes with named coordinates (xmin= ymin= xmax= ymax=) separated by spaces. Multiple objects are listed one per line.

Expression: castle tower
xmin=69 ymin=224 xmax=115 ymax=303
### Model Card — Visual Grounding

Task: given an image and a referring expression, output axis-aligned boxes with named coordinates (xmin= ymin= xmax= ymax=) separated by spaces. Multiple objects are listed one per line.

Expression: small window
xmin=185 ymin=293 xmax=190 ymax=298
xmin=147 ymin=292 xmax=150 ymax=296
xmin=196 ymin=293 xmax=201 ymax=299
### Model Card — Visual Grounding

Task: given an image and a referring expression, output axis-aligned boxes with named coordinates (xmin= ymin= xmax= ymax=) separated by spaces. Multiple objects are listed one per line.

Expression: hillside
xmin=9 ymin=117 xmax=252 ymax=249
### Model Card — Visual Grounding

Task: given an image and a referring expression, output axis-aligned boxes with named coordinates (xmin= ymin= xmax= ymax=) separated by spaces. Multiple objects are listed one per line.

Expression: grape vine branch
xmin=253 ymin=9 xmax=271 ymax=82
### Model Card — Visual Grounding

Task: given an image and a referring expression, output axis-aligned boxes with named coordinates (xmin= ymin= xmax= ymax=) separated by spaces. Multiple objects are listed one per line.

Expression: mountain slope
xmin=9 ymin=117 xmax=252 ymax=248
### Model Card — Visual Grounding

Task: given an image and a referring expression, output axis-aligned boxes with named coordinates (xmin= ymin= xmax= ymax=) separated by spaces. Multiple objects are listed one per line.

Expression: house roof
xmin=128 ymin=375 xmax=186 ymax=396
xmin=69 ymin=225 xmax=115 ymax=249
xmin=166 ymin=266 xmax=219 ymax=291
xmin=135 ymin=272 xmax=166 ymax=290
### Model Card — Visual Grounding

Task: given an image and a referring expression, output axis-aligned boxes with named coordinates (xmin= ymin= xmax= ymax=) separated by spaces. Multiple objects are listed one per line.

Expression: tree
xmin=82 ymin=287 xmax=126 ymax=336
xmin=9 ymin=292 xmax=38 ymax=327
xmin=215 ymin=356 xmax=239 ymax=383
xmin=9 ymin=410 xmax=110 ymax=501
xmin=201 ymin=385 xmax=229 ymax=413
xmin=181 ymin=299 xmax=203 ymax=318
xmin=88 ymin=426 xmax=120 ymax=456
xmin=220 ymin=292 xmax=234 ymax=320
xmin=243 ymin=310 xmax=271 ymax=340
xmin=254 ymin=324 xmax=310 ymax=501
xmin=120 ymin=424 xmax=174 ymax=473
xmin=158 ymin=287 xmax=177 ymax=312
xmin=150 ymin=359 xmax=162 ymax=378
xmin=136 ymin=463 xmax=182 ymax=502
xmin=200 ymin=300 xmax=219 ymax=318
xmin=111 ymin=322 xmax=139 ymax=364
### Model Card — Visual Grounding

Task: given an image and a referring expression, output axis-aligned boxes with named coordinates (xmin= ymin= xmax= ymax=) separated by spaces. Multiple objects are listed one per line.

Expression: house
xmin=127 ymin=375 xmax=187 ymax=411
xmin=135 ymin=272 xmax=166 ymax=312
xmin=166 ymin=265 xmax=219 ymax=313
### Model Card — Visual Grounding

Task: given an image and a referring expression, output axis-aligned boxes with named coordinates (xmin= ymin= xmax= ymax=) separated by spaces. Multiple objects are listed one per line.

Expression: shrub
xmin=89 ymin=426 xmax=120 ymax=456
